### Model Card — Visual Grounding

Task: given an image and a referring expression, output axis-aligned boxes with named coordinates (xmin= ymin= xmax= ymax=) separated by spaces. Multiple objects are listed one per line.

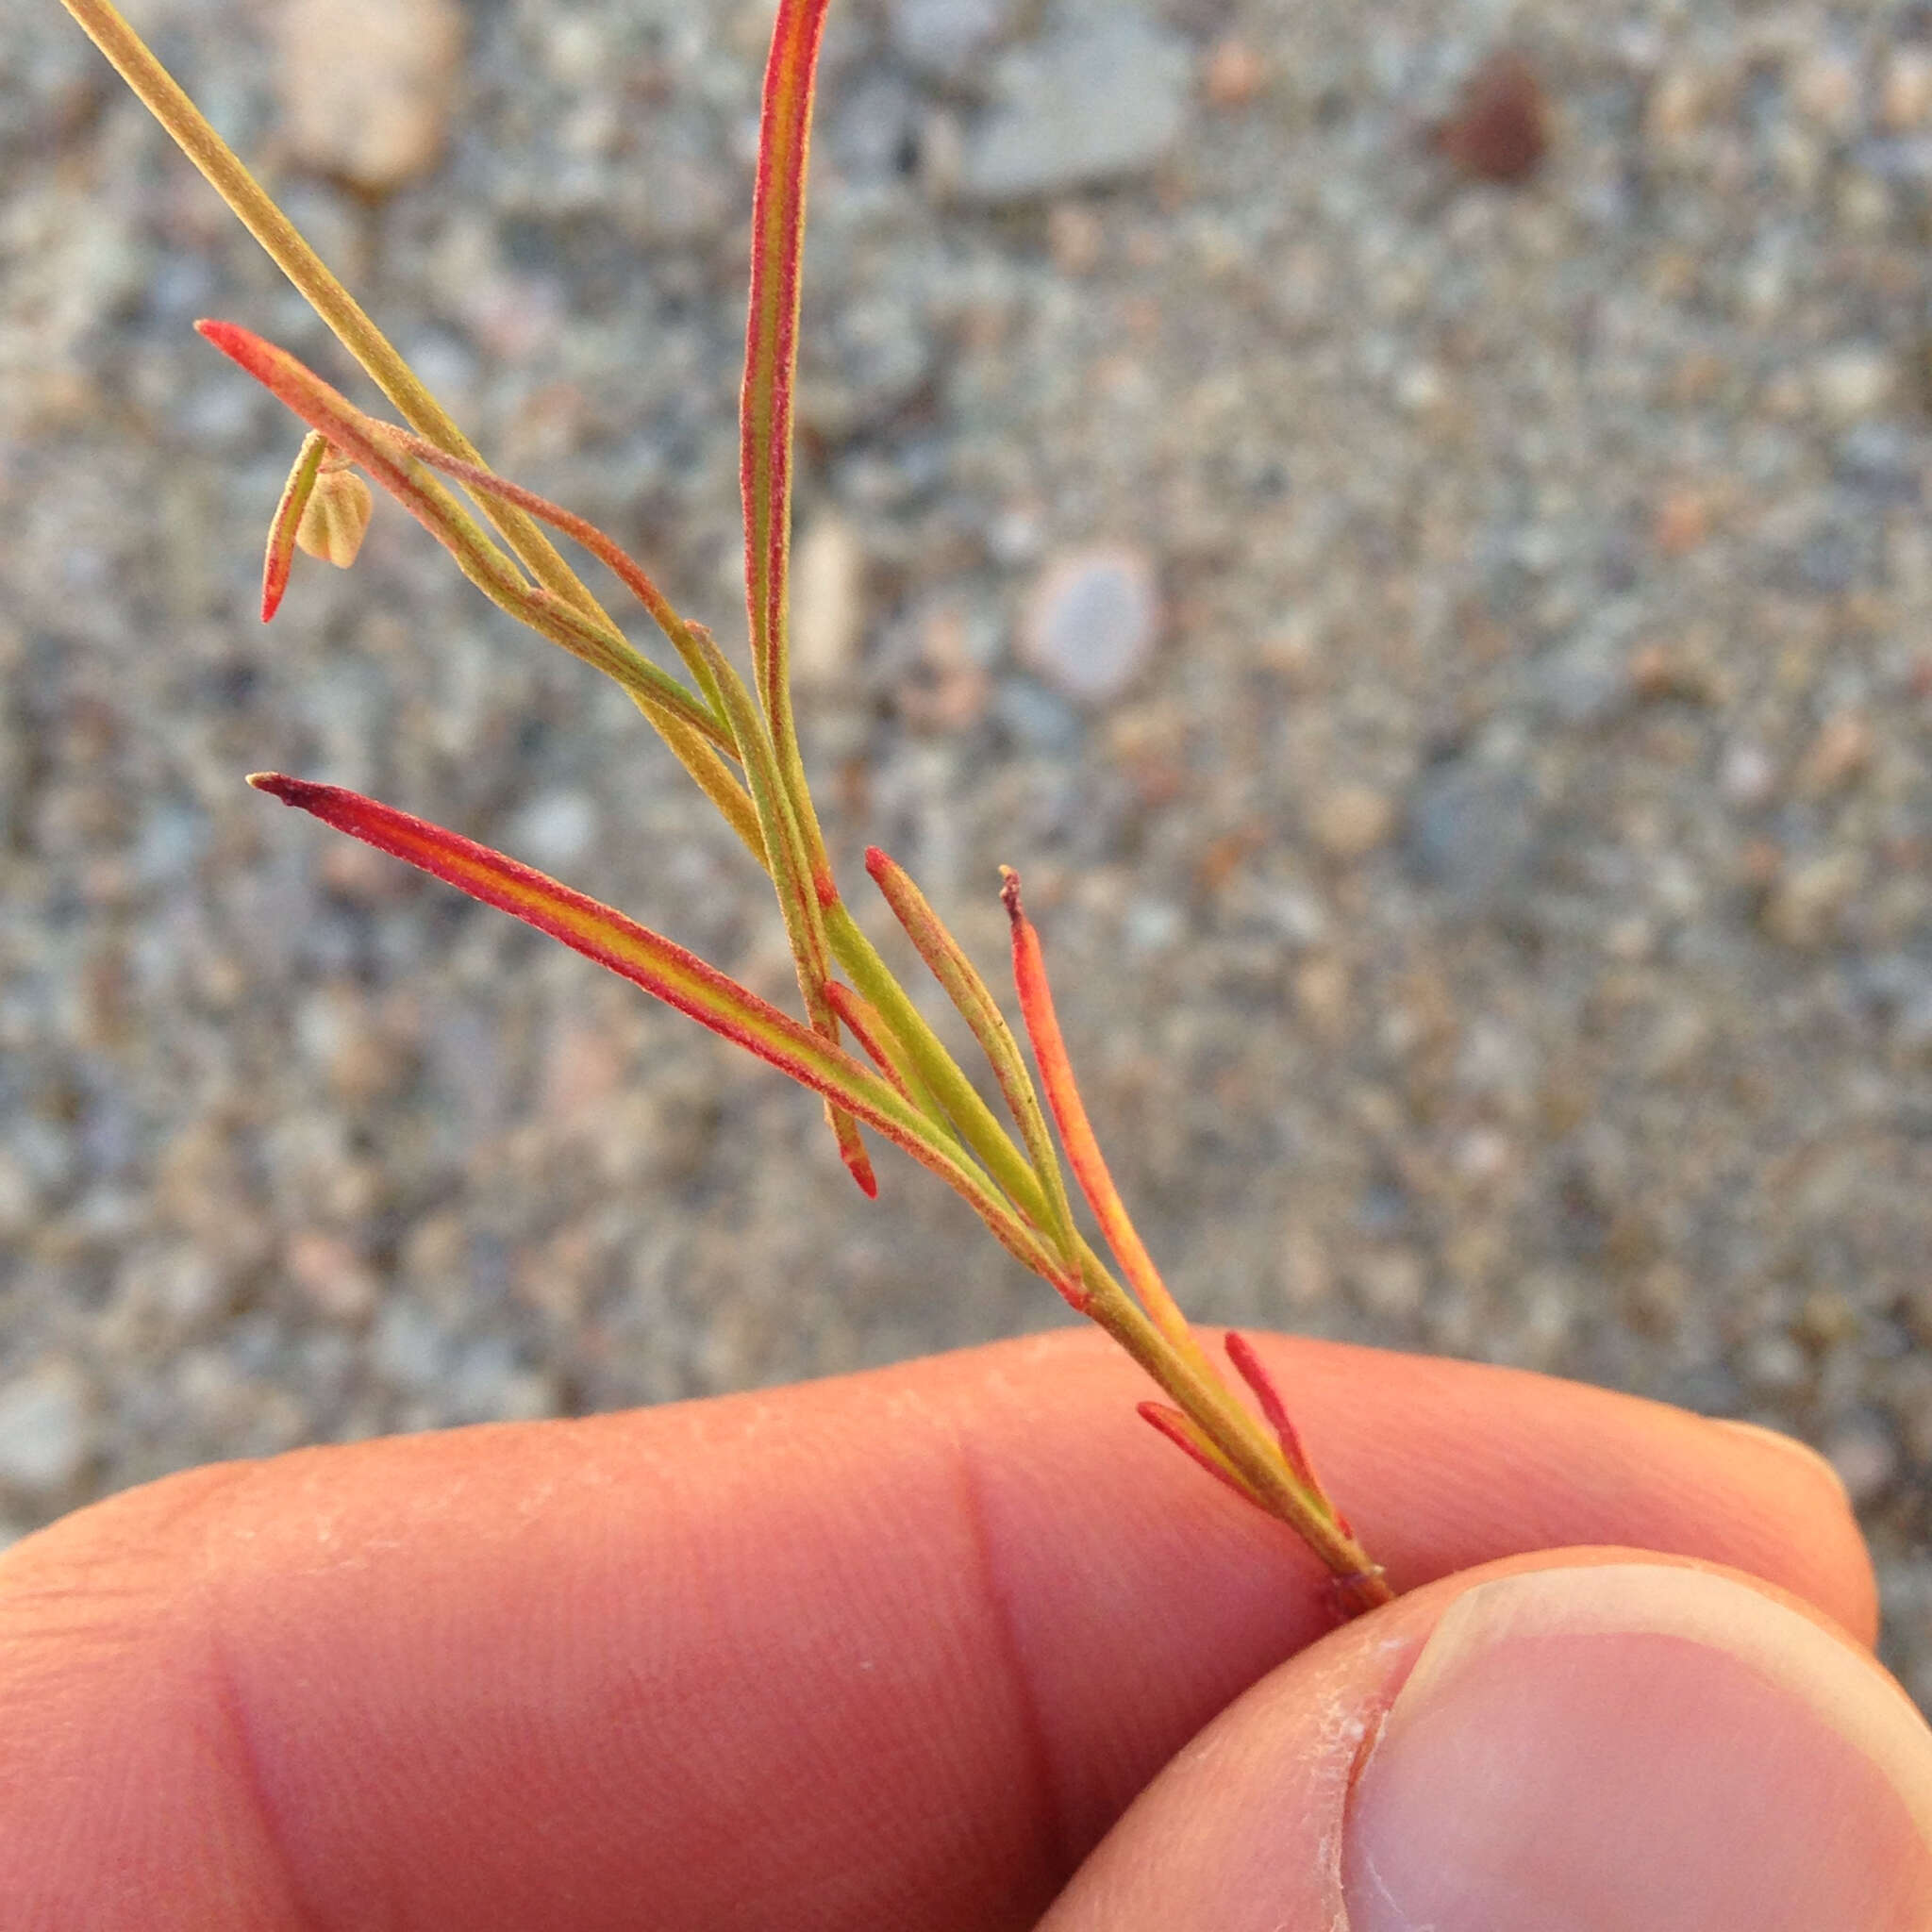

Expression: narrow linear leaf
xmin=1136 ymin=1404 xmax=1257 ymax=1505
xmin=242 ymin=780 xmax=1146 ymax=1265
xmin=1001 ymin=868 xmax=1197 ymax=1354
xmin=742 ymin=0 xmax=838 ymax=907
xmin=1224 ymin=1330 xmax=1341 ymax=1525
xmin=823 ymin=983 xmax=913 ymax=1102
xmin=680 ymin=624 xmax=873 ymax=1192
xmin=824 ymin=979 xmax=951 ymax=1125
xmin=826 ymin=902 xmax=1057 ymax=1229
xmin=262 ymin=431 xmax=327 ymax=622
xmin=865 ymin=847 xmax=1077 ymax=1262
xmin=742 ymin=0 xmax=826 ymax=724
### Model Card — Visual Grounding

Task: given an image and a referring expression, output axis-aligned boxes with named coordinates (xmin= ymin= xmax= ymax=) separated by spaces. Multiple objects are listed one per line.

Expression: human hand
xmin=0 ymin=1328 xmax=1919 ymax=1929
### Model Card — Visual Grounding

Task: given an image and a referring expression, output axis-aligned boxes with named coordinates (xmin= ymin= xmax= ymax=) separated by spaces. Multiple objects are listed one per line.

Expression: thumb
xmin=1043 ymin=1550 xmax=1932 ymax=1932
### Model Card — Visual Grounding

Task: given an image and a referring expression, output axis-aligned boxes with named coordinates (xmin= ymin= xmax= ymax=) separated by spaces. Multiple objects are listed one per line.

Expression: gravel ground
xmin=6 ymin=0 xmax=1932 ymax=1696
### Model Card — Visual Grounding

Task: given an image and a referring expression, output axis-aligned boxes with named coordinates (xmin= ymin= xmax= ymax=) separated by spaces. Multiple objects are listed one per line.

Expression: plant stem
xmin=61 ymin=0 xmax=763 ymax=862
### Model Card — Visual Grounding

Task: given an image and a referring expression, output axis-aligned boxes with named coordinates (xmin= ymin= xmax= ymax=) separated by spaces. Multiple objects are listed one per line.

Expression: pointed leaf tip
xmin=841 ymin=1134 xmax=879 ymax=1198
xmin=1005 ymin=865 xmax=1194 ymax=1351
xmin=195 ymin=317 xmax=248 ymax=358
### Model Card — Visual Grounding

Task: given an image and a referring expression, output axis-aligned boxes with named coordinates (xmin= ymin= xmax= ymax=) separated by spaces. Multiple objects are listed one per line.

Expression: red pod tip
xmin=838 ymin=1125 xmax=879 ymax=1199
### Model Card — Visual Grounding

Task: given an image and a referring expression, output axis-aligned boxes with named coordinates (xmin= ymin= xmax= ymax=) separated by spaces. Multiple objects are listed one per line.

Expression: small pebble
xmin=962 ymin=18 xmax=1191 ymax=202
xmin=1629 ymin=641 xmax=1720 ymax=705
xmin=505 ymin=789 xmax=599 ymax=872
xmin=0 ymin=1360 xmax=95 ymax=1497
xmin=1761 ymin=853 xmax=1861 ymax=949
xmin=1020 ymin=545 xmax=1161 ymax=706
xmin=1651 ymin=486 xmax=1710 ymax=556
xmin=286 ymin=1229 xmax=379 ymax=1324
xmin=1309 ymin=784 xmax=1397 ymax=860
xmin=371 ymin=1295 xmax=452 ymax=1391
xmin=1813 ymin=346 xmax=1896 ymax=425
xmin=277 ymin=0 xmax=464 ymax=194
xmin=790 ymin=516 xmax=865 ymax=691
xmin=890 ymin=0 xmax=1008 ymax=83
xmin=1203 ymin=37 xmax=1266 ymax=109
xmin=1350 ymin=1244 xmax=1427 ymax=1321
xmin=1644 ymin=65 xmax=1707 ymax=145
xmin=1047 ymin=202 xmax=1105 ymax=276
xmin=1720 ymin=741 xmax=1776 ymax=808
xmin=1794 ymin=710 xmax=1873 ymax=797
xmin=1881 ymin=47 xmax=1932 ymax=132
xmin=1432 ymin=50 xmax=1550 ymax=185
xmin=0 ymin=1150 xmax=36 ymax=1241
xmin=1791 ymin=50 xmax=1860 ymax=135
xmin=1825 ymin=1414 xmax=1900 ymax=1507
xmin=1274 ymin=1222 xmax=1331 ymax=1309
xmin=1407 ymin=758 xmax=1540 ymax=908
xmin=1293 ymin=954 xmax=1353 ymax=1042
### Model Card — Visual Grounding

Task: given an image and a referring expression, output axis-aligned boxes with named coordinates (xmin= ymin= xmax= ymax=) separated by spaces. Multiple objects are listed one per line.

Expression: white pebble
xmin=790 ymin=516 xmax=865 ymax=690
xmin=1813 ymin=346 xmax=1896 ymax=425
xmin=277 ymin=0 xmax=464 ymax=194
xmin=1020 ymin=544 xmax=1160 ymax=706
xmin=506 ymin=789 xmax=599 ymax=871
xmin=0 ymin=1360 xmax=95 ymax=1496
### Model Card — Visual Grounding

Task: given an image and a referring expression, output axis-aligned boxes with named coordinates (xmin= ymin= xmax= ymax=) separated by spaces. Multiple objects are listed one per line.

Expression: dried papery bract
xmin=61 ymin=0 xmax=1395 ymax=1615
xmin=297 ymin=452 xmax=375 ymax=569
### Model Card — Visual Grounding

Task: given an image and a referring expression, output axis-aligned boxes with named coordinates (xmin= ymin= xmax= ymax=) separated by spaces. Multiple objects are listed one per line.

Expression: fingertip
xmin=1043 ymin=1552 xmax=1932 ymax=1932
xmin=1342 ymin=1559 xmax=1932 ymax=1931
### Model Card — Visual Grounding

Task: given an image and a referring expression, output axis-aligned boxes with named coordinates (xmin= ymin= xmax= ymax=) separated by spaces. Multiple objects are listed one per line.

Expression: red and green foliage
xmin=60 ymin=0 xmax=1392 ymax=1609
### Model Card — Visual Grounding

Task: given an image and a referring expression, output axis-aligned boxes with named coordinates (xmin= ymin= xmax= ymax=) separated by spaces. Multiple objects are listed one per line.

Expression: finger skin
xmin=0 ymin=1328 xmax=1871 ymax=1931
xmin=1040 ymin=1548 xmax=1928 ymax=1932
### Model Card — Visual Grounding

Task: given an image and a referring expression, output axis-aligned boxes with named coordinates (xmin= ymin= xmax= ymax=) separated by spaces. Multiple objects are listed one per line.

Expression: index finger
xmin=0 ymin=1328 xmax=1870 ymax=1930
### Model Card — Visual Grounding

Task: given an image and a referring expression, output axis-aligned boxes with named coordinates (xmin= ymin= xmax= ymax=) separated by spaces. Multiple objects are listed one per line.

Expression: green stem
xmin=1076 ymin=1262 xmax=1390 ymax=1599
xmin=825 ymin=904 xmax=1057 ymax=1232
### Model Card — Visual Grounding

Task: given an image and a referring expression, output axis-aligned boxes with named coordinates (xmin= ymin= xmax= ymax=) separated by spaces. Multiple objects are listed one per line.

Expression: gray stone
xmin=1852 ymin=954 xmax=1932 ymax=1050
xmin=1835 ymin=423 xmax=1923 ymax=503
xmin=961 ymin=17 xmax=1191 ymax=202
xmin=991 ymin=676 xmax=1083 ymax=752
xmin=371 ymin=1296 xmax=453 ymax=1393
xmin=1407 ymin=759 xmax=1541 ymax=908
xmin=1533 ymin=601 xmax=1643 ymax=726
xmin=1824 ymin=1412 xmax=1900 ymax=1507
xmin=890 ymin=0 xmax=1009 ymax=84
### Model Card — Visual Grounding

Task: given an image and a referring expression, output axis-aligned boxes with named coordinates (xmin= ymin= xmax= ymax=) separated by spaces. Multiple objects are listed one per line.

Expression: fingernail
xmin=1344 ymin=1562 xmax=1932 ymax=1931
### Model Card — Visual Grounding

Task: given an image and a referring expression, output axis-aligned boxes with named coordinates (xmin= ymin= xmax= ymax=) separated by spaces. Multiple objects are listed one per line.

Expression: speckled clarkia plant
xmin=59 ymin=0 xmax=1393 ymax=1614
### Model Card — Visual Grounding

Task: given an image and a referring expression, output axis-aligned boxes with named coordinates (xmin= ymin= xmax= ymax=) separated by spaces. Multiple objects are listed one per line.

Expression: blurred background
xmin=5 ymin=0 xmax=1932 ymax=1692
